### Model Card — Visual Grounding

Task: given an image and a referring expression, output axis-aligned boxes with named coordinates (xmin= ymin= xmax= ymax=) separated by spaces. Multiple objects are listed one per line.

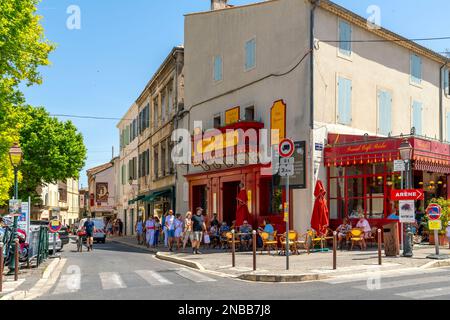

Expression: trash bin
xmin=383 ymin=222 xmax=400 ymax=257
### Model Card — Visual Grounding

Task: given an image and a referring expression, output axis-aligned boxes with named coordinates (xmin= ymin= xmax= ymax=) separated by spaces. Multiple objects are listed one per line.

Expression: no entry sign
xmin=390 ymin=189 xmax=424 ymax=201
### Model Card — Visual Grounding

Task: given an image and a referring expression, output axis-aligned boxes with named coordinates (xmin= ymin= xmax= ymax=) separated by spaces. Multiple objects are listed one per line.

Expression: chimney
xmin=211 ymin=0 xmax=228 ymax=10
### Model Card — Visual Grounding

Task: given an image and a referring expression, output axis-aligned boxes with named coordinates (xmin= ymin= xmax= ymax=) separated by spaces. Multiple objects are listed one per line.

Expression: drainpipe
xmin=439 ymin=59 xmax=449 ymax=141
xmin=310 ymin=0 xmax=319 ymax=129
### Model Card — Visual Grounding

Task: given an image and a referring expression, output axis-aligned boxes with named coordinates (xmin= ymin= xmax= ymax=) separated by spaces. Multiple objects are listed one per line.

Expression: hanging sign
xmin=391 ymin=189 xmax=424 ymax=201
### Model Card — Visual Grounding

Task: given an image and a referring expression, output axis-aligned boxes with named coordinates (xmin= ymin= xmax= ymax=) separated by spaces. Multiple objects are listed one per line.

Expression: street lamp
xmin=8 ymin=142 xmax=23 ymax=272
xmin=399 ymin=138 xmax=413 ymax=257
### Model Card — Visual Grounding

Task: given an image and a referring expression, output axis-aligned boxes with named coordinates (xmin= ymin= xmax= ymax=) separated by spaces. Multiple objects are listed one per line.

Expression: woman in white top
xmin=145 ymin=216 xmax=155 ymax=248
xmin=183 ymin=211 xmax=194 ymax=250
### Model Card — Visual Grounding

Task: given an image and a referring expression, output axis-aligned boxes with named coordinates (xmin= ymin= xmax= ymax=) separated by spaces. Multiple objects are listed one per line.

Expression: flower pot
xmin=429 ymin=232 xmax=449 ymax=246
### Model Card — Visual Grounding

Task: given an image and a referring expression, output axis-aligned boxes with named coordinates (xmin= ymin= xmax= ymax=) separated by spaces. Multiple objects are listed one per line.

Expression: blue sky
xmin=22 ymin=0 xmax=450 ymax=187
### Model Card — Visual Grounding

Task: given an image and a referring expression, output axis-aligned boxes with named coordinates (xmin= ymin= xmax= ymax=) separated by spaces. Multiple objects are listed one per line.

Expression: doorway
xmin=193 ymin=185 xmax=208 ymax=213
xmin=222 ymin=181 xmax=241 ymax=226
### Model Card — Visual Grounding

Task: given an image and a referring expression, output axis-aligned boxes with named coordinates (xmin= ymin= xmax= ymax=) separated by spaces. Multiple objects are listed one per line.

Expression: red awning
xmin=325 ymin=134 xmax=450 ymax=173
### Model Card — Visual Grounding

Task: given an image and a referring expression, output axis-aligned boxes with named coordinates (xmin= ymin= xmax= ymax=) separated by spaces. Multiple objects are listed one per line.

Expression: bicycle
xmin=76 ymin=230 xmax=86 ymax=252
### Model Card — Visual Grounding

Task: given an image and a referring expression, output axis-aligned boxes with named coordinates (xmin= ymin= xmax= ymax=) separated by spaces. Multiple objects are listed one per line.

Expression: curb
xmin=420 ymin=259 xmax=450 ymax=269
xmin=238 ymin=273 xmax=328 ymax=282
xmin=155 ymin=252 xmax=205 ymax=271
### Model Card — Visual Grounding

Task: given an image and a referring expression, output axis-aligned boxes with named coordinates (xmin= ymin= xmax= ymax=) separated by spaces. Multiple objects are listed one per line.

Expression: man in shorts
xmin=83 ymin=217 xmax=96 ymax=252
xmin=165 ymin=210 xmax=176 ymax=252
xmin=192 ymin=207 xmax=206 ymax=254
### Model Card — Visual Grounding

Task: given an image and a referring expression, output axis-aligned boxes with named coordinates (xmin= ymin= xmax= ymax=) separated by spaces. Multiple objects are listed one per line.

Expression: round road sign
xmin=426 ymin=204 xmax=441 ymax=221
xmin=279 ymin=138 xmax=295 ymax=158
xmin=48 ymin=219 xmax=62 ymax=233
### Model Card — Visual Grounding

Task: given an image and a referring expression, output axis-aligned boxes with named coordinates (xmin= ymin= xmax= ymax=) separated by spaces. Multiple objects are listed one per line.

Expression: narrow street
xmin=33 ymin=237 xmax=450 ymax=300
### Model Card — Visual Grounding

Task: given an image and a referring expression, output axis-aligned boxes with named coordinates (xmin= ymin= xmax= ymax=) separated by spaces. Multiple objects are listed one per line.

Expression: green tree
xmin=0 ymin=0 xmax=54 ymax=204
xmin=18 ymin=107 xmax=87 ymax=201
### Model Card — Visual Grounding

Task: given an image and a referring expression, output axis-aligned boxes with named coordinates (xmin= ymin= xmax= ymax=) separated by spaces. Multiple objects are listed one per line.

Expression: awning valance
xmin=128 ymin=195 xmax=145 ymax=205
xmin=325 ymin=133 xmax=450 ymax=173
xmin=142 ymin=189 xmax=172 ymax=202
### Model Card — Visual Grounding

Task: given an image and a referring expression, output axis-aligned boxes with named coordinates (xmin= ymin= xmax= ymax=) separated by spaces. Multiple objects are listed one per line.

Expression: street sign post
xmin=425 ymin=204 xmax=448 ymax=260
xmin=390 ymin=189 xmax=424 ymax=201
xmin=48 ymin=220 xmax=62 ymax=258
xmin=279 ymin=138 xmax=294 ymax=270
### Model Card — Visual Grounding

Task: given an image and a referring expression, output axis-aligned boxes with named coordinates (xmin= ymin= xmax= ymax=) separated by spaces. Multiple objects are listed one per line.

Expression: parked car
xmin=30 ymin=220 xmax=63 ymax=252
xmin=58 ymin=226 xmax=70 ymax=245
xmin=78 ymin=218 xmax=106 ymax=243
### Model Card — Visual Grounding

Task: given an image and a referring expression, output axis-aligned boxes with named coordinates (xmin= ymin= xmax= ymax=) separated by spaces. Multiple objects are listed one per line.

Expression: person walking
xmin=118 ymin=219 xmax=124 ymax=236
xmin=136 ymin=217 xmax=144 ymax=245
xmin=153 ymin=216 xmax=161 ymax=247
xmin=182 ymin=212 xmax=194 ymax=250
xmin=145 ymin=216 xmax=155 ymax=248
xmin=165 ymin=210 xmax=176 ymax=251
xmin=161 ymin=212 xmax=168 ymax=247
xmin=192 ymin=207 xmax=206 ymax=254
xmin=174 ymin=213 xmax=183 ymax=251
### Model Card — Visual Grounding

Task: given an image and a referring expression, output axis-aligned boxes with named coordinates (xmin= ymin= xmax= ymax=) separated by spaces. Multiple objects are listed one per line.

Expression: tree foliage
xmin=18 ymin=107 xmax=87 ymax=201
xmin=0 ymin=0 xmax=56 ymax=204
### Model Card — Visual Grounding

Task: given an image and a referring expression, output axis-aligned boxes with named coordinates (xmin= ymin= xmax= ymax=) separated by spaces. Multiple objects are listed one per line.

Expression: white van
xmin=78 ymin=218 xmax=106 ymax=243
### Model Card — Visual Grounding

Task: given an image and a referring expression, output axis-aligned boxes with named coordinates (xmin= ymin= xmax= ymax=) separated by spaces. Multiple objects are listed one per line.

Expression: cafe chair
xmin=280 ymin=230 xmax=298 ymax=255
xmin=260 ymin=231 xmax=278 ymax=255
xmin=349 ymin=228 xmax=366 ymax=250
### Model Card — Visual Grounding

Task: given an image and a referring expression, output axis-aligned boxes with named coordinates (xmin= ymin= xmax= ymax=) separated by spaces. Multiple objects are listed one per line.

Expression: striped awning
xmin=414 ymin=160 xmax=450 ymax=174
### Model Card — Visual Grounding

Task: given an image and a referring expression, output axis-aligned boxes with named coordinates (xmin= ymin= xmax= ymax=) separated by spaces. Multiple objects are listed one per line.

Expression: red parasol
xmin=310 ymin=180 xmax=329 ymax=236
xmin=235 ymin=189 xmax=253 ymax=228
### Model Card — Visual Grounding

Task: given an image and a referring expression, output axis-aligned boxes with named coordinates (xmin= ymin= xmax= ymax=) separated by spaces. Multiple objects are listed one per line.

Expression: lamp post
xmin=399 ymin=138 xmax=413 ymax=257
xmin=8 ymin=143 xmax=23 ymax=272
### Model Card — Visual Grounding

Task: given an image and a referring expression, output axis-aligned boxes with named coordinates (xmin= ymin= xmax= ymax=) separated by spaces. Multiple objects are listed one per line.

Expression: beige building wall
xmin=185 ymin=0 xmax=313 ymax=232
xmin=314 ymin=7 xmax=450 ymax=139
xmin=117 ymin=103 xmax=139 ymax=235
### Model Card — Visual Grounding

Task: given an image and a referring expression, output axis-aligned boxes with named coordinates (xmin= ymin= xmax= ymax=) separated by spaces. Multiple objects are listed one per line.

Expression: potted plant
xmin=422 ymin=198 xmax=449 ymax=245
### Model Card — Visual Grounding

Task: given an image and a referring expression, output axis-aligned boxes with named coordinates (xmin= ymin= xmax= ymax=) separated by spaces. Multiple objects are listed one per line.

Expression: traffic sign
xmin=279 ymin=138 xmax=295 ymax=158
xmin=48 ymin=219 xmax=62 ymax=233
xmin=279 ymin=157 xmax=294 ymax=177
xmin=391 ymin=189 xmax=424 ymax=201
xmin=426 ymin=204 xmax=441 ymax=221
xmin=428 ymin=220 xmax=442 ymax=231
xmin=393 ymin=160 xmax=405 ymax=172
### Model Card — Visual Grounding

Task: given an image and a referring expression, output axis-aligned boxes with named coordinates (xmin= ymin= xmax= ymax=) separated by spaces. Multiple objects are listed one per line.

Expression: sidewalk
xmin=0 ymin=258 xmax=53 ymax=298
xmin=109 ymin=236 xmax=450 ymax=282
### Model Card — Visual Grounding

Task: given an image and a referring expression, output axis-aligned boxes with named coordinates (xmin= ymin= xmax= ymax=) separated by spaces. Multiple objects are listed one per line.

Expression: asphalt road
xmin=35 ymin=238 xmax=450 ymax=300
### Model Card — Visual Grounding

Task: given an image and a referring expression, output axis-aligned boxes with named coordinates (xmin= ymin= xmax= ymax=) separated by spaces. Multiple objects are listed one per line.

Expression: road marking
xmin=52 ymin=273 xmax=81 ymax=295
xmin=99 ymin=272 xmax=126 ymax=290
xmin=397 ymin=286 xmax=450 ymax=299
xmin=176 ymin=268 xmax=216 ymax=283
xmin=135 ymin=270 xmax=173 ymax=286
xmin=24 ymin=258 xmax=67 ymax=300
xmin=0 ymin=279 xmax=26 ymax=294
xmin=322 ymin=267 xmax=449 ymax=284
xmin=353 ymin=275 xmax=450 ymax=291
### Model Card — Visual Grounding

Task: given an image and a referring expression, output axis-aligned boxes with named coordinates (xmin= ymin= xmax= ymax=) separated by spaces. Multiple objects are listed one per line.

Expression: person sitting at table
xmin=336 ymin=218 xmax=352 ymax=249
xmin=356 ymin=213 xmax=372 ymax=248
xmin=239 ymin=220 xmax=253 ymax=250
xmin=258 ymin=219 xmax=275 ymax=240
xmin=219 ymin=222 xmax=230 ymax=249
xmin=209 ymin=224 xmax=220 ymax=249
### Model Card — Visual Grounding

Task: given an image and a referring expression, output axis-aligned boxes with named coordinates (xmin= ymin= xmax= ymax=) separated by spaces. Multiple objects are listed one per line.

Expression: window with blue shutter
xmin=447 ymin=112 xmax=450 ymax=142
xmin=245 ymin=38 xmax=256 ymax=70
xmin=339 ymin=20 xmax=352 ymax=56
xmin=214 ymin=55 xmax=222 ymax=81
xmin=410 ymin=54 xmax=422 ymax=84
xmin=412 ymin=101 xmax=423 ymax=135
xmin=337 ymin=77 xmax=352 ymax=125
xmin=378 ymin=90 xmax=392 ymax=136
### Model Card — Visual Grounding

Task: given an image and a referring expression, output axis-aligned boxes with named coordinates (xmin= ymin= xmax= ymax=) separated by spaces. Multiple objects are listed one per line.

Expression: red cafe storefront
xmin=185 ymin=121 xmax=292 ymax=231
xmin=324 ymin=133 xmax=450 ymax=229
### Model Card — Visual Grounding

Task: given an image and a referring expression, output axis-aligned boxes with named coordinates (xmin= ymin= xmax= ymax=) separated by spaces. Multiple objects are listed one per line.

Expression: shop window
xmin=259 ymin=176 xmax=284 ymax=216
xmin=346 ymin=165 xmax=365 ymax=176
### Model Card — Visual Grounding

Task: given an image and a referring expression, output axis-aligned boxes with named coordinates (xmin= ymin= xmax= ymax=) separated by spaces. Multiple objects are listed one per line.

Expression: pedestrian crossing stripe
xmin=353 ymin=275 xmax=450 ymax=291
xmin=99 ymin=272 xmax=127 ymax=290
xmin=135 ymin=270 xmax=173 ymax=285
xmin=397 ymin=286 xmax=450 ymax=299
xmin=176 ymin=268 xmax=217 ymax=283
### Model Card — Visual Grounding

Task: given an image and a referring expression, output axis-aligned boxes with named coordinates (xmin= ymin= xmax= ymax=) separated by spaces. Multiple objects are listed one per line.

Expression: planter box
xmin=429 ymin=233 xmax=449 ymax=246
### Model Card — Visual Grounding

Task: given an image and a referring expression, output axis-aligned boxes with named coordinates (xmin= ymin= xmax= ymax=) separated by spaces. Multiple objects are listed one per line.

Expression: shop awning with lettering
xmin=324 ymin=133 xmax=450 ymax=173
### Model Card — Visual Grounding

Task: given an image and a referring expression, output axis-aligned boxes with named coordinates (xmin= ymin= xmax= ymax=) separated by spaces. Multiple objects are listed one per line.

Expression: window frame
xmin=244 ymin=37 xmax=257 ymax=72
xmin=213 ymin=55 xmax=223 ymax=82
xmin=337 ymin=19 xmax=352 ymax=59
xmin=410 ymin=53 xmax=423 ymax=86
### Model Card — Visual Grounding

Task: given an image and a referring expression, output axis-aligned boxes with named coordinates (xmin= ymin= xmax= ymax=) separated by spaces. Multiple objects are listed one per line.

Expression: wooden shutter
xmin=378 ymin=90 xmax=392 ymax=136
xmin=337 ymin=77 xmax=352 ymax=125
